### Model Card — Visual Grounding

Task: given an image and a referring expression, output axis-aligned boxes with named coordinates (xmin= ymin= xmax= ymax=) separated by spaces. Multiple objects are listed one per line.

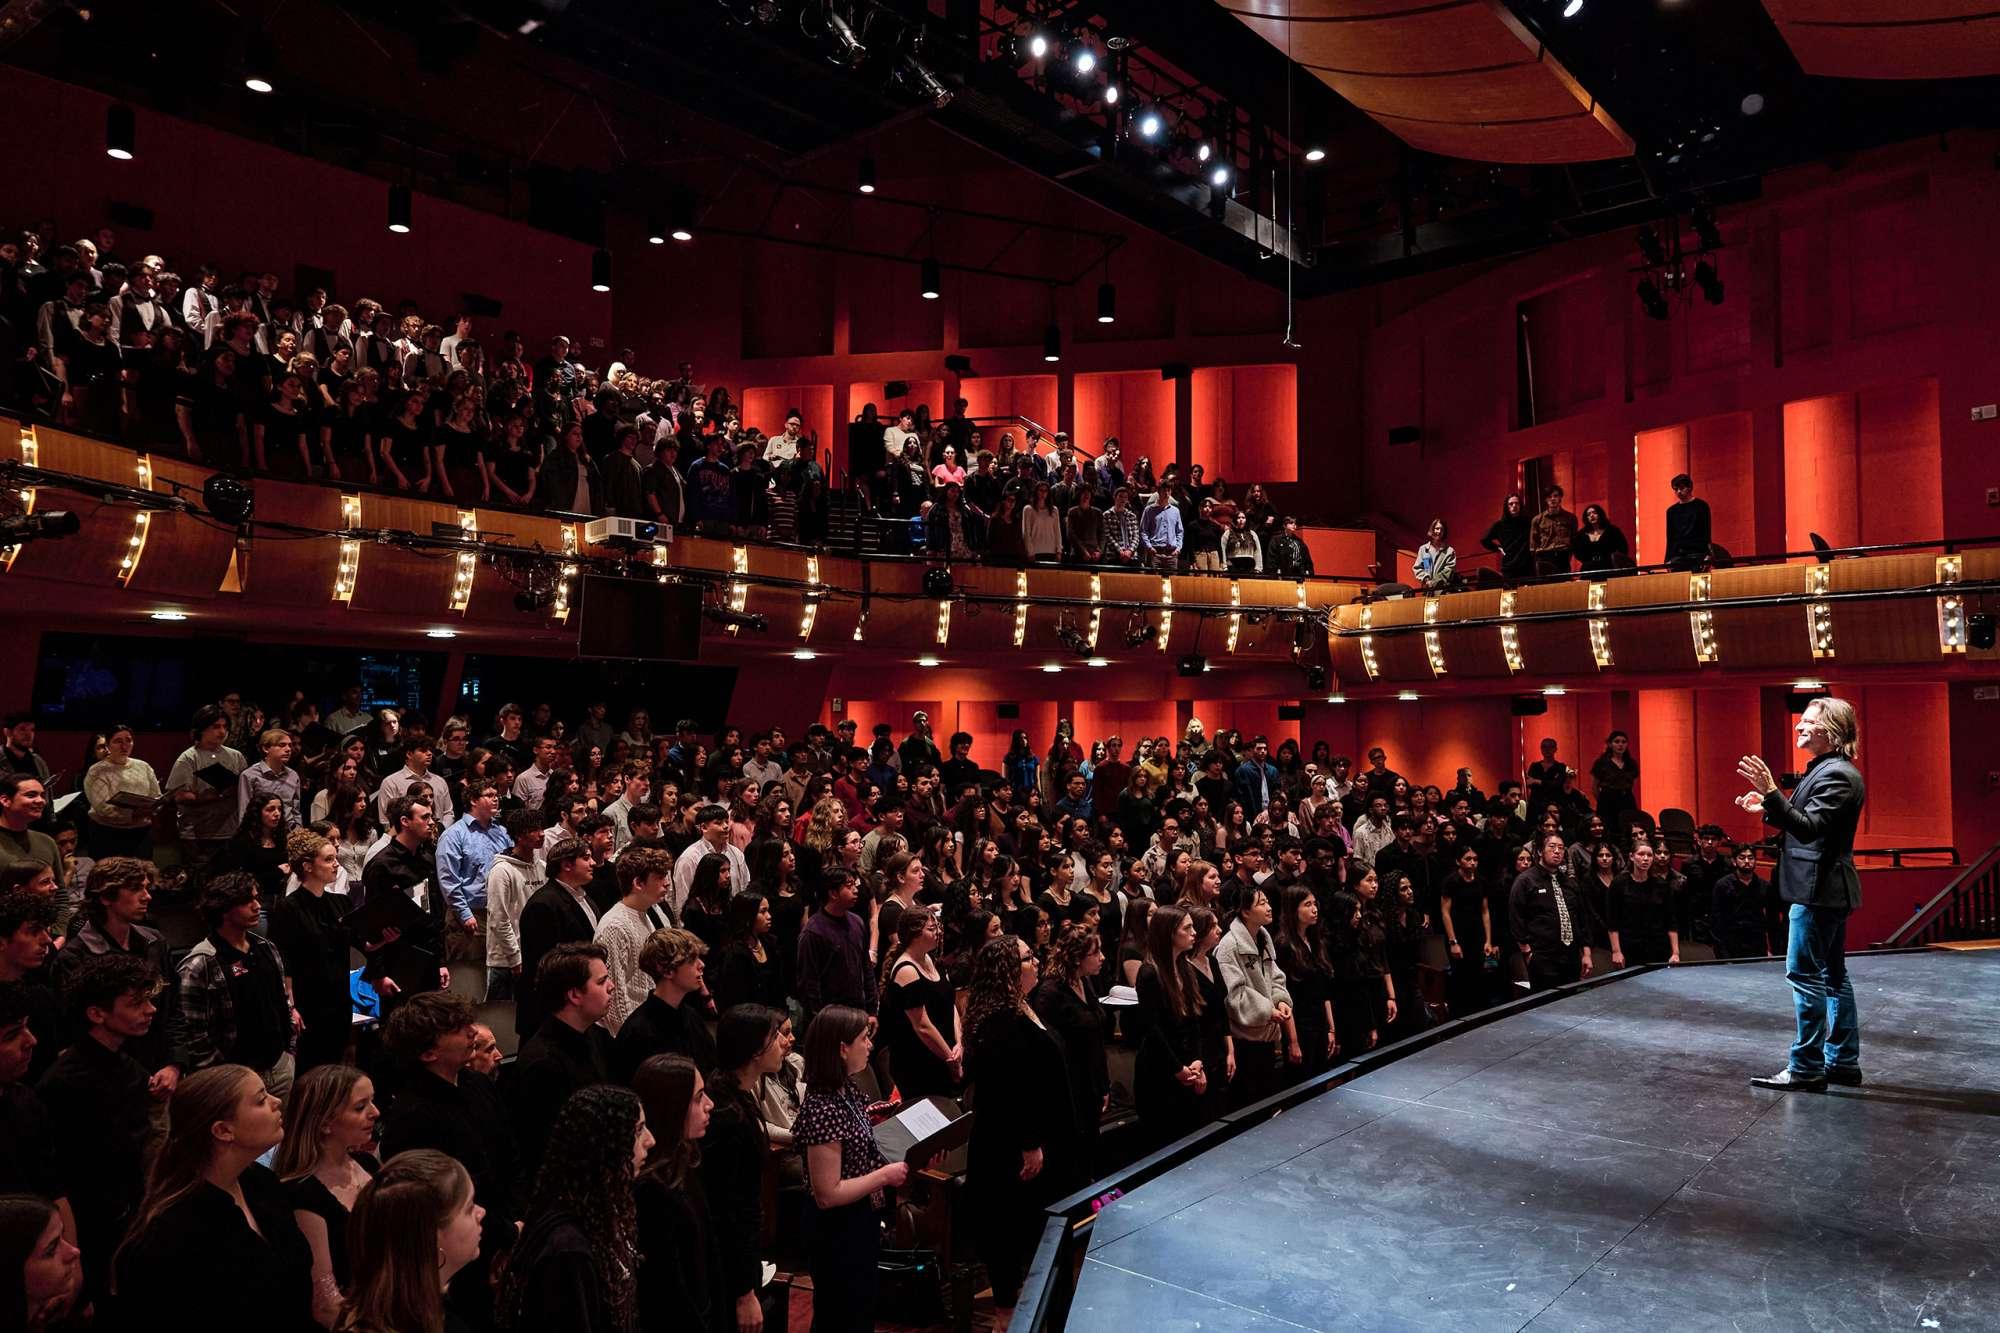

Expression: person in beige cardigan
xmin=1215 ymin=885 xmax=1295 ymax=1109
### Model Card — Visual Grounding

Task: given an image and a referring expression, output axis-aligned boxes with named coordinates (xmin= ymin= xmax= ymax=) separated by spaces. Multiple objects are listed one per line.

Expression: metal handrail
xmin=1884 ymin=839 xmax=2000 ymax=947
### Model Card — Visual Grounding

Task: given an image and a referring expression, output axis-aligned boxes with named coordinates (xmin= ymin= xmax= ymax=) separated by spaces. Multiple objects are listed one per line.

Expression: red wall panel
xmin=959 ymin=376 xmax=1059 ymax=438
xmin=1072 ymin=371 xmax=1177 ymax=471
xmin=1346 ymin=697 xmax=1518 ymax=800
xmin=1189 ymin=365 xmax=1299 ymax=483
xmin=951 ymin=702 xmax=1059 ymax=765
xmin=1192 ymin=701 xmax=1299 ymax=753
xmin=1783 ymin=393 xmax=1861 ymax=552
xmin=846 ymin=380 xmax=946 ymax=424
xmin=739 ymin=386 xmax=835 ymax=472
xmin=1633 ymin=426 xmax=1688 ymax=568
xmin=1856 ymin=378 xmax=1943 ymax=545
xmin=1073 ymin=701 xmax=1182 ymax=757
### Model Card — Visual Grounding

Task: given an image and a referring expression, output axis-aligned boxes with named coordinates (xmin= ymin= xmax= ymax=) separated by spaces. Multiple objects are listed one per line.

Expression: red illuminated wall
xmin=1782 ymin=380 xmax=1943 ymax=553
xmin=1073 ymin=371 xmax=1176 ymax=468
xmin=957 ymin=376 xmax=1059 ymax=435
xmin=739 ymin=385 xmax=835 ymax=469
xmin=1190 ymin=365 xmax=1300 ymax=483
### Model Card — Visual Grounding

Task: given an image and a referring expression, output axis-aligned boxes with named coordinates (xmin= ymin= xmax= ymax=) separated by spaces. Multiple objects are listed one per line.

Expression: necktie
xmin=1552 ymin=872 xmax=1574 ymax=947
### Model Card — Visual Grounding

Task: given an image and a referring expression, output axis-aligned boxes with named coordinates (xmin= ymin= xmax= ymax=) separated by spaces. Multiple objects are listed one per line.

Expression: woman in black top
xmin=258 ymin=370 xmax=317 ymax=478
xmin=1480 ymin=493 xmax=1532 ymax=579
xmin=964 ymin=935 xmax=1079 ymax=1308
xmin=704 ymin=1007 xmax=788 ymax=1333
xmin=1570 ymin=502 xmax=1631 ymax=574
xmin=337 ymin=1149 xmax=486 ymax=1333
xmin=1184 ymin=907 xmax=1233 ymax=1118
xmin=498 ymin=1085 xmax=648 ymax=1333
xmin=268 ymin=829 xmax=354 ymax=1072
xmin=1608 ymin=842 xmax=1681 ymax=967
xmin=1275 ymin=886 xmax=1336 ymax=1081
xmin=1032 ymin=922 xmax=1110 ymax=1176
xmin=682 ymin=852 xmax=733 ymax=951
xmin=321 ymin=377 xmax=376 ymax=485
xmin=709 ymin=891 xmax=783 ymax=1013
xmin=1132 ymin=905 xmax=1208 ymax=1150
xmin=1440 ymin=846 xmax=1496 ymax=1017
xmin=0 ymin=1195 xmax=82 ymax=1331
xmin=112 ymin=1064 xmax=315 ymax=1330
xmin=486 ymin=413 xmax=539 ymax=508
xmin=1350 ymin=872 xmax=1400 ymax=1036
xmin=1590 ymin=729 xmax=1641 ymax=844
xmin=1115 ymin=895 xmax=1153 ymax=988
xmin=1325 ymin=889 xmax=1378 ymax=1057
xmin=879 ymin=909 xmax=961 ymax=1099
xmin=633 ymin=1054 xmax=729 ymax=1333
xmin=378 ymin=389 xmax=434 ymax=493
xmin=1380 ymin=872 xmax=1431 ymax=1039
xmin=274 ymin=1064 xmax=380 ymax=1325
xmin=434 ymin=393 xmax=489 ymax=503
xmin=748 ymin=838 xmax=806 ymax=999
xmin=225 ymin=795 xmax=293 ymax=912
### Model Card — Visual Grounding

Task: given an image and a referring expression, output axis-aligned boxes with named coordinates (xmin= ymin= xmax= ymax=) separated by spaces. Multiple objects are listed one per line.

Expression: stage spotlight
xmin=1028 ymin=31 xmax=1049 ymax=59
xmin=1303 ymin=664 xmax=1328 ymax=691
xmin=669 ymin=193 xmax=695 ymax=242
xmin=1970 ymin=613 xmax=1996 ymax=650
xmin=243 ymin=31 xmax=276 ymax=92
xmin=704 ymin=606 xmax=769 ymax=633
xmin=1137 ymin=110 xmax=1163 ymax=139
xmin=1103 ymin=82 xmax=1119 ymax=105
xmin=591 ymin=249 xmax=612 ymax=293
xmin=922 ymin=566 xmax=954 ymax=597
xmin=0 ymin=511 xmax=80 ymax=547
xmin=1635 ymin=225 xmax=1665 ymax=266
xmin=920 ymin=256 xmax=941 ymax=301
xmin=1055 ymin=623 xmax=1092 ymax=657
xmin=825 ymin=8 xmax=866 ymax=65
xmin=1304 ymin=146 xmax=1325 ymax=162
xmin=1636 ymin=278 xmax=1670 ymax=321
xmin=1692 ymin=202 xmax=1721 ymax=250
xmin=1177 ymin=654 xmax=1208 ymax=677
xmin=1124 ymin=619 xmax=1157 ymax=647
xmin=514 ymin=587 xmax=555 ymax=613
xmin=1043 ymin=322 xmax=1061 ymax=363
xmin=1096 ymin=282 xmax=1116 ymax=324
xmin=106 ymin=105 xmax=135 ymax=160
xmin=1072 ymin=43 xmax=1096 ymax=75
xmin=1562 ymin=0 xmax=1583 ymax=16
xmin=647 ymin=217 xmax=666 ymax=244
xmin=901 ymin=56 xmax=952 ymax=108
xmin=203 ymin=474 xmax=255 ymax=525
xmin=1694 ymin=259 xmax=1724 ymax=305
xmin=1210 ymin=163 xmax=1232 ymax=188
xmin=388 ymin=184 xmax=412 ymax=234
xmin=1196 ymin=141 xmax=1211 ymax=163
xmin=858 ymin=155 xmax=876 ymax=193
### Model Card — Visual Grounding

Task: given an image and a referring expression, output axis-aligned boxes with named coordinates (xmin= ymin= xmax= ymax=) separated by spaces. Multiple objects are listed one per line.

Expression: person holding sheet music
xmin=82 ymin=724 xmax=162 ymax=859
xmin=164 ymin=704 xmax=246 ymax=884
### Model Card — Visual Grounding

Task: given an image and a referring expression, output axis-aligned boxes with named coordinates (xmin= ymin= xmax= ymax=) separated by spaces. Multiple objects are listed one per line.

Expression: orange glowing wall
xmin=957 ymin=376 xmax=1059 ymax=437
xmin=1783 ymin=379 xmax=1941 ymax=553
xmin=1786 ymin=682 xmax=1952 ymax=848
xmin=844 ymin=379 xmax=946 ymax=425
xmin=739 ymin=385 xmax=835 ymax=469
xmin=1635 ymin=686 xmax=1764 ymax=841
xmin=1190 ymin=365 xmax=1299 ymax=483
xmin=1072 ymin=370 xmax=1177 ymax=469
xmin=1634 ymin=413 xmax=1756 ymax=566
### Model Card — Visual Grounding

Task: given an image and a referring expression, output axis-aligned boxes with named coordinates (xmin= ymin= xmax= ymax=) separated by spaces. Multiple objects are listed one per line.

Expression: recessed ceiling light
xmin=1542 ymin=685 xmax=1567 ymax=696
xmin=244 ymin=77 xmax=274 ymax=94
xmin=1304 ymin=147 xmax=1325 ymax=162
xmin=1792 ymin=679 xmax=1825 ymax=691
xmin=1041 ymin=663 xmax=1064 ymax=673
xmin=425 ymin=628 xmax=458 ymax=639
xmin=149 ymin=610 xmax=187 ymax=621
xmin=1086 ymin=657 xmax=1109 ymax=667
xmin=1324 ymin=693 xmax=1345 ymax=704
xmin=1397 ymin=690 xmax=1420 ymax=701
xmin=918 ymin=655 xmax=941 ymax=667
xmin=1741 ymin=92 xmax=1765 ymax=117
xmin=793 ymin=650 xmax=818 ymax=661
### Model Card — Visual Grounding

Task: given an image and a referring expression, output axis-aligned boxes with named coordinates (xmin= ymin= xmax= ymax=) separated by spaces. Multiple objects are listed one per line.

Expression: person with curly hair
xmin=498 ymin=1084 xmax=651 ymax=1333
xmin=1032 ymin=922 xmax=1110 ymax=1176
xmin=962 ymin=934 xmax=1079 ymax=1310
xmin=333 ymin=1149 xmax=484 ymax=1333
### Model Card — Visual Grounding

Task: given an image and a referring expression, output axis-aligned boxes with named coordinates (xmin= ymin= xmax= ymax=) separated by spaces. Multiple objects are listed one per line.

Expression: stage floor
xmin=1070 ymin=949 xmax=2000 ymax=1331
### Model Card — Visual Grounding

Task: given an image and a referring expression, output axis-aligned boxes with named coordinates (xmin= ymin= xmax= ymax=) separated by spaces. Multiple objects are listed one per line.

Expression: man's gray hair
xmin=1808 ymin=696 xmax=1859 ymax=760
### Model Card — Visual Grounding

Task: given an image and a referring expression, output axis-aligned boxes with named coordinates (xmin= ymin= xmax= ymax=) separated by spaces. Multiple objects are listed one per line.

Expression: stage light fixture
xmin=388 ymin=184 xmax=412 ymax=233
xmin=150 ymin=610 xmax=188 ymax=622
xmin=1124 ymin=619 xmax=1157 ymax=648
xmin=669 ymin=192 xmax=696 ymax=242
xmin=826 ymin=8 xmax=866 ymax=65
xmin=1971 ymin=613 xmax=1996 ymax=650
xmin=1137 ymin=110 xmax=1163 ymax=139
xmin=1055 ymin=622 xmax=1092 ymax=657
xmin=1635 ymin=225 xmax=1665 ymax=266
xmin=1087 ymin=657 xmax=1110 ymax=668
xmin=0 ymin=511 xmax=79 ymax=548
xmin=1043 ymin=322 xmax=1061 ymax=363
xmin=1210 ymin=163 xmax=1231 ymax=188
xmin=922 ymin=566 xmax=954 ymax=597
xmin=920 ymin=256 xmax=941 ymax=301
xmin=591 ymin=249 xmax=612 ymax=292
xmin=425 ymin=628 xmax=458 ymax=639
xmin=1692 ymin=202 xmax=1721 ymax=249
xmin=244 ymin=31 xmax=276 ymax=92
xmin=1042 ymin=663 xmax=1064 ymax=674
xmin=917 ymin=655 xmax=941 ymax=668
xmin=1096 ymin=282 xmax=1116 ymax=324
xmin=858 ymin=156 xmax=877 ymax=193
xmin=1028 ymin=31 xmax=1049 ymax=58
xmin=1636 ymin=279 xmax=1669 ymax=321
xmin=1397 ymin=690 xmax=1420 ymax=702
xmin=1304 ymin=664 xmax=1328 ymax=691
xmin=647 ymin=217 xmax=666 ymax=244
xmin=793 ymin=649 xmax=818 ymax=661
xmin=901 ymin=56 xmax=952 ymax=108
xmin=1196 ymin=141 xmax=1211 ymax=163
xmin=1304 ymin=147 xmax=1325 ymax=162
xmin=1072 ymin=44 xmax=1096 ymax=75
xmin=704 ymin=606 xmax=769 ymax=633
xmin=203 ymin=474 xmax=255 ymax=525
xmin=1177 ymin=654 xmax=1207 ymax=677
xmin=106 ymin=105 xmax=135 ymax=160
xmin=1562 ymin=0 xmax=1583 ymax=16
xmin=1694 ymin=259 xmax=1724 ymax=305
xmin=1103 ymin=83 xmax=1119 ymax=105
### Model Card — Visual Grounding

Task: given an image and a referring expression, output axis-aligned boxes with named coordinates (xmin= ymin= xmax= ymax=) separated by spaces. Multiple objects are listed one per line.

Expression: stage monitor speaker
xmin=996 ymin=703 xmax=1020 ymax=720
xmin=577 ymin=576 xmax=702 ymax=661
xmin=1510 ymin=695 xmax=1548 ymax=717
xmin=1387 ymin=425 xmax=1422 ymax=446
xmin=1277 ymin=704 xmax=1304 ymax=722
xmin=1786 ymin=687 xmax=1830 ymax=713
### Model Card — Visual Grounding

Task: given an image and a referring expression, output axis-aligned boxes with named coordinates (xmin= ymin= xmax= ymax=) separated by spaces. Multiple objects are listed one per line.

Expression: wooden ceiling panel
xmin=1217 ymin=0 xmax=1633 ymax=164
xmin=1762 ymin=1 xmax=2000 ymax=79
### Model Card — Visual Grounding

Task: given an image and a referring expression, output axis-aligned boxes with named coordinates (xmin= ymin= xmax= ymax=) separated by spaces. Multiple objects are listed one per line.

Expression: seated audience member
xmin=335 ymin=1149 xmax=485 ymax=1333
xmin=376 ymin=991 xmax=517 ymax=1311
xmin=612 ymin=927 xmax=712 ymax=1083
xmin=498 ymin=1085 xmax=649 ymax=1333
xmin=178 ymin=871 xmax=298 ymax=1102
xmin=110 ymin=1064 xmax=313 ymax=1329
xmin=514 ymin=836 xmax=601 ymax=1039
xmin=273 ymin=1063 xmax=379 ymax=1326
xmin=506 ymin=943 xmax=616 ymax=1181
xmin=35 ymin=954 xmax=156 ymax=1304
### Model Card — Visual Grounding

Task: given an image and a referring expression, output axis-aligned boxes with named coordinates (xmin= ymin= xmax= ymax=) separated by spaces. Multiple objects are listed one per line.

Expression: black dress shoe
xmin=1751 ymin=1069 xmax=1827 ymax=1091
xmin=1825 ymin=1066 xmax=1864 ymax=1086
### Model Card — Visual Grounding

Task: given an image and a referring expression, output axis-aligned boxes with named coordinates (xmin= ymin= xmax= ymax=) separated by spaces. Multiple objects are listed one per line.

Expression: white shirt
xmin=484 ymin=852 xmax=544 ymax=969
xmin=764 ymin=433 xmax=801 ymax=463
xmin=595 ymin=901 xmax=659 ymax=1034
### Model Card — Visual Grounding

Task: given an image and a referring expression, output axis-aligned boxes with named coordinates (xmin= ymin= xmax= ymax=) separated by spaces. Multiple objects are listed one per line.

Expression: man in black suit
xmin=513 ymin=837 xmax=600 ymax=1039
xmin=1737 ymin=697 xmax=1866 ymax=1091
xmin=505 ymin=942 xmax=615 ymax=1182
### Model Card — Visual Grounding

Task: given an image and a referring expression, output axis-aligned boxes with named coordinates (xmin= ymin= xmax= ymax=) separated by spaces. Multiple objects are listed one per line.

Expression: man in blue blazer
xmin=1735 ymin=697 xmax=1866 ymax=1091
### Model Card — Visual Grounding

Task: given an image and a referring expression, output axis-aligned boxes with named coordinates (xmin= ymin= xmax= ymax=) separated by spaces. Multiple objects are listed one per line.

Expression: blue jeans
xmin=1786 ymin=902 xmax=1860 ymax=1076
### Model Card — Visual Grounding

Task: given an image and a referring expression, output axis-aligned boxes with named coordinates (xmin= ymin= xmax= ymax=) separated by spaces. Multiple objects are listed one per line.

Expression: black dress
xmin=700 ymin=1088 xmax=767 ymax=1328
xmin=1188 ymin=956 xmax=1232 ymax=1121
xmin=882 ymin=958 xmax=958 ymax=1099
xmin=1033 ymin=976 xmax=1109 ymax=1174
xmin=1326 ymin=923 xmax=1377 ymax=1057
xmin=1275 ymin=936 xmax=1335 ymax=1080
xmin=268 ymin=885 xmax=355 ymax=1071
xmin=636 ymin=1170 xmax=730 ymax=1333
xmin=112 ymin=1167 xmax=317 ymax=1331
xmin=1131 ymin=961 xmax=1205 ymax=1149
xmin=710 ymin=939 xmax=784 ymax=1013
xmin=281 ymin=1152 xmax=380 ymax=1291
xmin=967 ymin=1009 xmax=1078 ymax=1305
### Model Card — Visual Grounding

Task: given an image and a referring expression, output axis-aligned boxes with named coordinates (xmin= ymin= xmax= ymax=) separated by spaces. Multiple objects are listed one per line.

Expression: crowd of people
xmin=0 ymin=225 xmax=1319 ymax=578
xmin=1411 ymin=474 xmax=1716 ymax=592
xmin=0 ymin=682 xmax=1784 ymax=1330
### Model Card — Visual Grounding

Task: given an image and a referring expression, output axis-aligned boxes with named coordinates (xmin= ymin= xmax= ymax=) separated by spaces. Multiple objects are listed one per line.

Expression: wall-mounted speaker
xmin=1277 ymin=704 xmax=1304 ymax=722
xmin=996 ymin=703 xmax=1020 ymax=720
xmin=1510 ymin=695 xmax=1549 ymax=717
xmin=944 ymin=354 xmax=974 ymax=375
xmin=884 ymin=380 xmax=911 ymax=400
xmin=576 ymin=577 xmax=701 ymax=660
xmin=1785 ymin=687 xmax=1830 ymax=713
